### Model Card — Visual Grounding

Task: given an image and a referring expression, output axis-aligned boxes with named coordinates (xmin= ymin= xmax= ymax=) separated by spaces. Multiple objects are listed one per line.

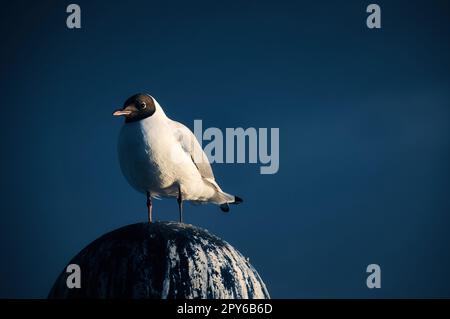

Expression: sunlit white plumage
xmin=114 ymin=93 xmax=241 ymax=222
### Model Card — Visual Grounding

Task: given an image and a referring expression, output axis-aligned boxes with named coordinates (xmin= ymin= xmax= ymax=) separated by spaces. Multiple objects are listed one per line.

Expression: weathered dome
xmin=48 ymin=222 xmax=269 ymax=299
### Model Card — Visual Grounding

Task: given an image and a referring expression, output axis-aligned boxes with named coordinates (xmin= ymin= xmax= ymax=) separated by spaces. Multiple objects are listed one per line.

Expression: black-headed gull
xmin=113 ymin=93 xmax=242 ymax=223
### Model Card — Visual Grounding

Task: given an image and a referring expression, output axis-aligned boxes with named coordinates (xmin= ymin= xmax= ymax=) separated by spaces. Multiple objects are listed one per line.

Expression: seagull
xmin=113 ymin=93 xmax=243 ymax=223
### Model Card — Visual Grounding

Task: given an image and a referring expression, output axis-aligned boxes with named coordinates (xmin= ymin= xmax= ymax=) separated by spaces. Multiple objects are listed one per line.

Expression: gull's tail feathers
xmin=217 ymin=193 xmax=243 ymax=213
xmin=203 ymin=178 xmax=243 ymax=213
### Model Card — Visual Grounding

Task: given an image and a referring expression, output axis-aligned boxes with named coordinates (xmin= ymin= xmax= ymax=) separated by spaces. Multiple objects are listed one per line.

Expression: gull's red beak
xmin=112 ymin=110 xmax=131 ymax=116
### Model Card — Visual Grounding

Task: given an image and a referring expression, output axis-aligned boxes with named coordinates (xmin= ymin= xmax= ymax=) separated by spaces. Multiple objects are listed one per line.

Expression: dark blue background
xmin=1 ymin=0 xmax=449 ymax=298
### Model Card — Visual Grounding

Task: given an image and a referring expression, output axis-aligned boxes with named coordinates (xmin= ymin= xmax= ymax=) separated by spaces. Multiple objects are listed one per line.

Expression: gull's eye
xmin=139 ymin=102 xmax=147 ymax=110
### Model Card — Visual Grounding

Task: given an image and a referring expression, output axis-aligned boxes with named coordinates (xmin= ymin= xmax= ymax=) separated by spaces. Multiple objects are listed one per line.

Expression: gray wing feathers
xmin=171 ymin=121 xmax=215 ymax=179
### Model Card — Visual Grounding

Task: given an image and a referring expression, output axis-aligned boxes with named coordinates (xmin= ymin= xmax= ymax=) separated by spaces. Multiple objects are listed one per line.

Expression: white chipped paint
xmin=161 ymin=223 xmax=269 ymax=299
xmin=162 ymin=240 xmax=179 ymax=299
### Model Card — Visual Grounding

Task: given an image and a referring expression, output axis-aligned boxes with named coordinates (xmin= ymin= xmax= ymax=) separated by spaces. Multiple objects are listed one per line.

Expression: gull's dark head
xmin=113 ymin=93 xmax=156 ymax=123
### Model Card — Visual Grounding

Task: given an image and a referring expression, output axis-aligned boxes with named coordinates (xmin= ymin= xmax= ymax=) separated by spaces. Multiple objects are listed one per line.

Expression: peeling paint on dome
xmin=48 ymin=222 xmax=270 ymax=299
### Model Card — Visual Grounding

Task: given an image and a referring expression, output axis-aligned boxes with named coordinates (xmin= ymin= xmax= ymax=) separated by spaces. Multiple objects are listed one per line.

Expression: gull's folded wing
xmin=170 ymin=120 xmax=215 ymax=180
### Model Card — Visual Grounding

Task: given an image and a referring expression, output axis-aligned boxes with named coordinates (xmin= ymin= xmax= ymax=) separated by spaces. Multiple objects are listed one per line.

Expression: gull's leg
xmin=146 ymin=191 xmax=152 ymax=223
xmin=177 ymin=186 xmax=183 ymax=223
